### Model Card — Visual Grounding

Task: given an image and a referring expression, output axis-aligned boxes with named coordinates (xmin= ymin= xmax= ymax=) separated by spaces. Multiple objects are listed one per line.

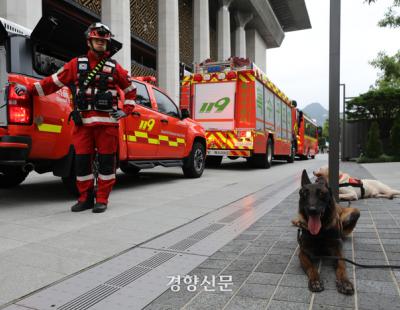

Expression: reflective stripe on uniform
xmin=82 ymin=116 xmax=118 ymax=124
xmin=52 ymin=73 xmax=64 ymax=87
xmin=98 ymin=173 xmax=116 ymax=180
xmin=123 ymin=84 xmax=135 ymax=94
xmin=124 ymin=99 xmax=135 ymax=106
xmin=77 ymin=174 xmax=94 ymax=181
xmin=34 ymin=82 xmax=45 ymax=97
xmin=105 ymin=61 xmax=115 ymax=67
xmin=78 ymin=57 xmax=88 ymax=61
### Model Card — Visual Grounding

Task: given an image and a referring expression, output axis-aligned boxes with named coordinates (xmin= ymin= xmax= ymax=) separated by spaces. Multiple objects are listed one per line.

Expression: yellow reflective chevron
xmin=125 ymin=130 xmax=185 ymax=147
xmin=37 ymin=123 xmax=62 ymax=133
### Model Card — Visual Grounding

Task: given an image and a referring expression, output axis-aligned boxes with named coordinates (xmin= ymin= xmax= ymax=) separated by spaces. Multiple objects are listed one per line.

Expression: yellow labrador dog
xmin=313 ymin=166 xmax=400 ymax=201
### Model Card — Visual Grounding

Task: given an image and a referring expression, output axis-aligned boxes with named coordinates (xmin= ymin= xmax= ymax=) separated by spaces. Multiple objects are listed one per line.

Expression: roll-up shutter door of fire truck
xmin=193 ymin=82 xmax=236 ymax=131
xmin=0 ymin=45 xmax=7 ymax=126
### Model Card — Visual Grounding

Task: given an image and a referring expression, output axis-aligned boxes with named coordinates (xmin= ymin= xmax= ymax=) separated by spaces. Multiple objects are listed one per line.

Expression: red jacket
xmin=29 ymin=50 xmax=136 ymax=126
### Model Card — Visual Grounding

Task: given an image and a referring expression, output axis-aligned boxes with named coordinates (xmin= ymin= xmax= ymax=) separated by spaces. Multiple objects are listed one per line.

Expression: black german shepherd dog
xmin=293 ymin=170 xmax=360 ymax=295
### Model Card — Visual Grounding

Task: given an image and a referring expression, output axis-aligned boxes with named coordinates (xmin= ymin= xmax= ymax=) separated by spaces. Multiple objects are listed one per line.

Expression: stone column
xmin=0 ymin=0 xmax=42 ymax=30
xmin=158 ymin=0 xmax=180 ymax=104
xmin=193 ymin=0 xmax=210 ymax=64
xmin=233 ymin=12 xmax=253 ymax=58
xmin=102 ymin=0 xmax=131 ymax=73
xmin=217 ymin=0 xmax=233 ymax=61
xmin=246 ymin=29 xmax=267 ymax=73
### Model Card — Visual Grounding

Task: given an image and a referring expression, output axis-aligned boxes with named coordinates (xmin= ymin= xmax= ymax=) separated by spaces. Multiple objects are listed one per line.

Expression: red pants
xmin=72 ymin=125 xmax=119 ymax=205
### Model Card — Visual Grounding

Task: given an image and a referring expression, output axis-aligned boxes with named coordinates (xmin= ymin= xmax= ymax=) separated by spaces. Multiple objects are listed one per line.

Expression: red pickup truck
xmin=0 ymin=17 xmax=206 ymax=191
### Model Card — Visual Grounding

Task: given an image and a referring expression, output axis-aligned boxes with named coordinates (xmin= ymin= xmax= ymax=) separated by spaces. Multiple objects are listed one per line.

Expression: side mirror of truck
xmin=181 ymin=108 xmax=190 ymax=119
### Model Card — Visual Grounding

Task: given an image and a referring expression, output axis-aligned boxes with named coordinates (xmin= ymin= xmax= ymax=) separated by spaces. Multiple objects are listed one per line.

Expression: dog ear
xmin=301 ymin=170 xmax=311 ymax=186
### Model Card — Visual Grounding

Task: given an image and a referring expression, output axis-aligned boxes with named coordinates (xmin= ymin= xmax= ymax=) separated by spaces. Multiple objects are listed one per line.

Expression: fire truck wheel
xmin=183 ymin=141 xmax=206 ymax=178
xmin=120 ymin=163 xmax=141 ymax=175
xmin=287 ymin=145 xmax=295 ymax=163
xmin=249 ymin=139 xmax=273 ymax=169
xmin=0 ymin=167 xmax=28 ymax=188
xmin=205 ymin=156 xmax=223 ymax=167
xmin=62 ymin=174 xmax=79 ymax=197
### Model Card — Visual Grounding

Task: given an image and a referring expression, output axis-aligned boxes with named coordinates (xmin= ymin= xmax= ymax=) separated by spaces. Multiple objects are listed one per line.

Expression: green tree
xmin=370 ymin=51 xmax=400 ymax=88
xmin=346 ymin=88 xmax=400 ymax=139
xmin=322 ymin=118 xmax=329 ymax=141
xmin=366 ymin=121 xmax=383 ymax=158
xmin=366 ymin=0 xmax=400 ymax=28
xmin=391 ymin=114 xmax=400 ymax=156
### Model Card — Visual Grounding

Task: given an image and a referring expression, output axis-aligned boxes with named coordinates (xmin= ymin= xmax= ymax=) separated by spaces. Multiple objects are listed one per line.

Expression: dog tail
xmin=391 ymin=189 xmax=400 ymax=196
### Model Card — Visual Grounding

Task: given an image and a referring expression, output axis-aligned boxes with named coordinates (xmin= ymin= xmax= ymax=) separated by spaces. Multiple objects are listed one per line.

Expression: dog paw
xmin=309 ymin=279 xmax=324 ymax=292
xmin=336 ymin=279 xmax=354 ymax=295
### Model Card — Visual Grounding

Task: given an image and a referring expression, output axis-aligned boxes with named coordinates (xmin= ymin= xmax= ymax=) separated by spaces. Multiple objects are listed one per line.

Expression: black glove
xmin=14 ymin=84 xmax=28 ymax=96
xmin=110 ymin=109 xmax=127 ymax=120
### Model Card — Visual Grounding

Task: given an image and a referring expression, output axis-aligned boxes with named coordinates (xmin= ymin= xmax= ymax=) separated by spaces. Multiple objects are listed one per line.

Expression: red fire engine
xmin=181 ymin=58 xmax=296 ymax=168
xmin=0 ymin=17 xmax=206 ymax=190
xmin=292 ymin=108 xmax=319 ymax=159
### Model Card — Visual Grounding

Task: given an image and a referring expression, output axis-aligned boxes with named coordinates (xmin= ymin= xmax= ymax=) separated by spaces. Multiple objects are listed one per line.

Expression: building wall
xmin=130 ymin=0 xmax=157 ymax=47
xmin=178 ymin=0 xmax=193 ymax=67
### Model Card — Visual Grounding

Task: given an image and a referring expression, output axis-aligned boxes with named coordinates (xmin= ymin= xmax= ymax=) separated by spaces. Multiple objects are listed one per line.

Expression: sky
xmin=266 ymin=0 xmax=399 ymax=110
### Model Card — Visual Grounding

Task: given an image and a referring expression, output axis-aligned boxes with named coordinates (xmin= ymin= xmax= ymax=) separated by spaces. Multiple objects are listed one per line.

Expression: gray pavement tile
xmin=357 ymin=292 xmax=400 ymax=310
xmin=279 ymin=274 xmax=309 ymax=288
xmin=0 ymin=259 xmax=63 ymax=302
xmin=354 ymin=243 xmax=383 ymax=252
xmin=226 ymin=259 xmax=258 ymax=272
xmin=236 ymin=253 xmax=265 ymax=263
xmin=224 ymin=296 xmax=269 ymax=310
xmin=285 ymin=263 xmax=305 ymax=275
xmin=197 ymin=259 xmax=231 ymax=270
xmin=273 ymin=286 xmax=312 ymax=303
xmin=209 ymin=251 xmax=239 ymax=261
xmin=268 ymin=247 xmax=295 ymax=255
xmin=234 ymin=233 xmax=260 ymax=241
xmin=255 ymin=262 xmax=287 ymax=274
xmin=383 ymin=245 xmax=400 ymax=252
xmin=246 ymin=272 xmax=282 ymax=285
xmin=353 ymin=232 xmax=379 ymax=239
xmin=312 ymin=305 xmax=353 ymax=310
xmin=185 ymin=292 xmax=231 ymax=310
xmin=354 ymin=250 xmax=386 ymax=260
xmin=143 ymin=288 xmax=196 ymax=309
xmin=353 ymin=238 xmax=380 ymax=245
xmin=240 ymin=245 xmax=271 ymax=255
xmin=236 ymin=283 xmax=276 ymax=299
xmin=262 ymin=254 xmax=292 ymax=264
xmin=381 ymin=239 xmax=400 ymax=245
xmin=219 ymin=244 xmax=248 ymax=253
xmin=268 ymin=300 xmax=309 ymax=310
xmin=356 ymin=279 xmax=398 ymax=296
xmin=312 ymin=289 xmax=355 ymax=308
xmin=355 ymin=268 xmax=393 ymax=282
xmin=143 ymin=304 xmax=177 ymax=310
xmin=1 ymin=305 xmax=33 ymax=310
xmin=0 ymin=238 xmax=26 ymax=254
xmin=189 ymin=268 xmax=219 ymax=278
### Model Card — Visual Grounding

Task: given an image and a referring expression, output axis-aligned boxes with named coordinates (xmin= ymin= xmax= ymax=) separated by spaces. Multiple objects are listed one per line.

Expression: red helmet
xmin=85 ymin=23 xmax=113 ymax=41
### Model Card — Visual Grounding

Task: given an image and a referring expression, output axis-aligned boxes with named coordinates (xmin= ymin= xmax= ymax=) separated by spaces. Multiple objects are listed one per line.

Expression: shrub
xmin=390 ymin=115 xmax=400 ymax=157
xmin=365 ymin=121 xmax=382 ymax=158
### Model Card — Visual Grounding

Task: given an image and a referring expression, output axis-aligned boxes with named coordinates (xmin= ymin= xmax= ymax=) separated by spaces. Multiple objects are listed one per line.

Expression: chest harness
xmin=339 ymin=174 xmax=365 ymax=198
xmin=72 ymin=56 xmax=119 ymax=113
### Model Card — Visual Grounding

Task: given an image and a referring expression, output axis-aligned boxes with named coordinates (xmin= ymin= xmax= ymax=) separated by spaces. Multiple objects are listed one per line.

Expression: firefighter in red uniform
xmin=15 ymin=23 xmax=136 ymax=213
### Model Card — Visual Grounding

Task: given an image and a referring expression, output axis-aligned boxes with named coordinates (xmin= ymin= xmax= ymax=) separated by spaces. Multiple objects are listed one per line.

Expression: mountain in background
xmin=301 ymin=102 xmax=328 ymax=126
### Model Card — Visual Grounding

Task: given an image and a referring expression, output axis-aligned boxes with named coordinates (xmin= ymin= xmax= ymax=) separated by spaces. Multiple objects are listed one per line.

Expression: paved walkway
xmin=145 ymin=162 xmax=400 ymax=310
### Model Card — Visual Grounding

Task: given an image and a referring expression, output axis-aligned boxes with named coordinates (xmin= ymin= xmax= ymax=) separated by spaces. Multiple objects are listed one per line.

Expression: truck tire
xmin=120 ymin=162 xmax=141 ymax=175
xmin=287 ymin=144 xmax=295 ymax=163
xmin=183 ymin=141 xmax=205 ymax=178
xmin=205 ymin=156 xmax=223 ymax=167
xmin=0 ymin=167 xmax=28 ymax=188
xmin=249 ymin=139 xmax=273 ymax=169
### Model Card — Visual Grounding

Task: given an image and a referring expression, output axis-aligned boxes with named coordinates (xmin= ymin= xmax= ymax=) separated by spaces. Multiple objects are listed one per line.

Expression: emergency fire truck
xmin=292 ymin=108 xmax=319 ymax=159
xmin=0 ymin=17 xmax=206 ymax=191
xmin=180 ymin=58 xmax=296 ymax=168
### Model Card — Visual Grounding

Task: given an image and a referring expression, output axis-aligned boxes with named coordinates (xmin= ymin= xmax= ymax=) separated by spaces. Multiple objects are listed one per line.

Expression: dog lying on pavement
xmin=292 ymin=170 xmax=360 ymax=295
xmin=313 ymin=166 xmax=400 ymax=201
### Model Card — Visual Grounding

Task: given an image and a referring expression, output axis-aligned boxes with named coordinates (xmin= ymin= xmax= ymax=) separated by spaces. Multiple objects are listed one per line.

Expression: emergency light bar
xmin=135 ymin=76 xmax=157 ymax=83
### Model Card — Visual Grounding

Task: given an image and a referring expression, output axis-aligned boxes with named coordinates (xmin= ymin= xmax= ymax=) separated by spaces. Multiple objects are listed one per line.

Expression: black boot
xmin=92 ymin=202 xmax=107 ymax=213
xmin=71 ymin=199 xmax=94 ymax=212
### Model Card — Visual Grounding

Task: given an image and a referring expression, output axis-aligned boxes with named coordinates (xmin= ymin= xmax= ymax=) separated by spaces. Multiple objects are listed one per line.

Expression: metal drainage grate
xmin=105 ymin=265 xmax=150 ymax=288
xmin=168 ymin=238 xmax=199 ymax=251
xmin=188 ymin=229 xmax=215 ymax=240
xmin=219 ymin=209 xmax=250 ymax=223
xmin=138 ymin=252 xmax=176 ymax=269
xmin=204 ymin=223 xmax=225 ymax=231
xmin=58 ymin=284 xmax=119 ymax=310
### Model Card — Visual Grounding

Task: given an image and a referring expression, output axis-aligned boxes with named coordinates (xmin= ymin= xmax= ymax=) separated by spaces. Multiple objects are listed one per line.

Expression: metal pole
xmin=329 ymin=0 xmax=341 ymax=201
xmin=340 ymin=83 xmax=346 ymax=161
